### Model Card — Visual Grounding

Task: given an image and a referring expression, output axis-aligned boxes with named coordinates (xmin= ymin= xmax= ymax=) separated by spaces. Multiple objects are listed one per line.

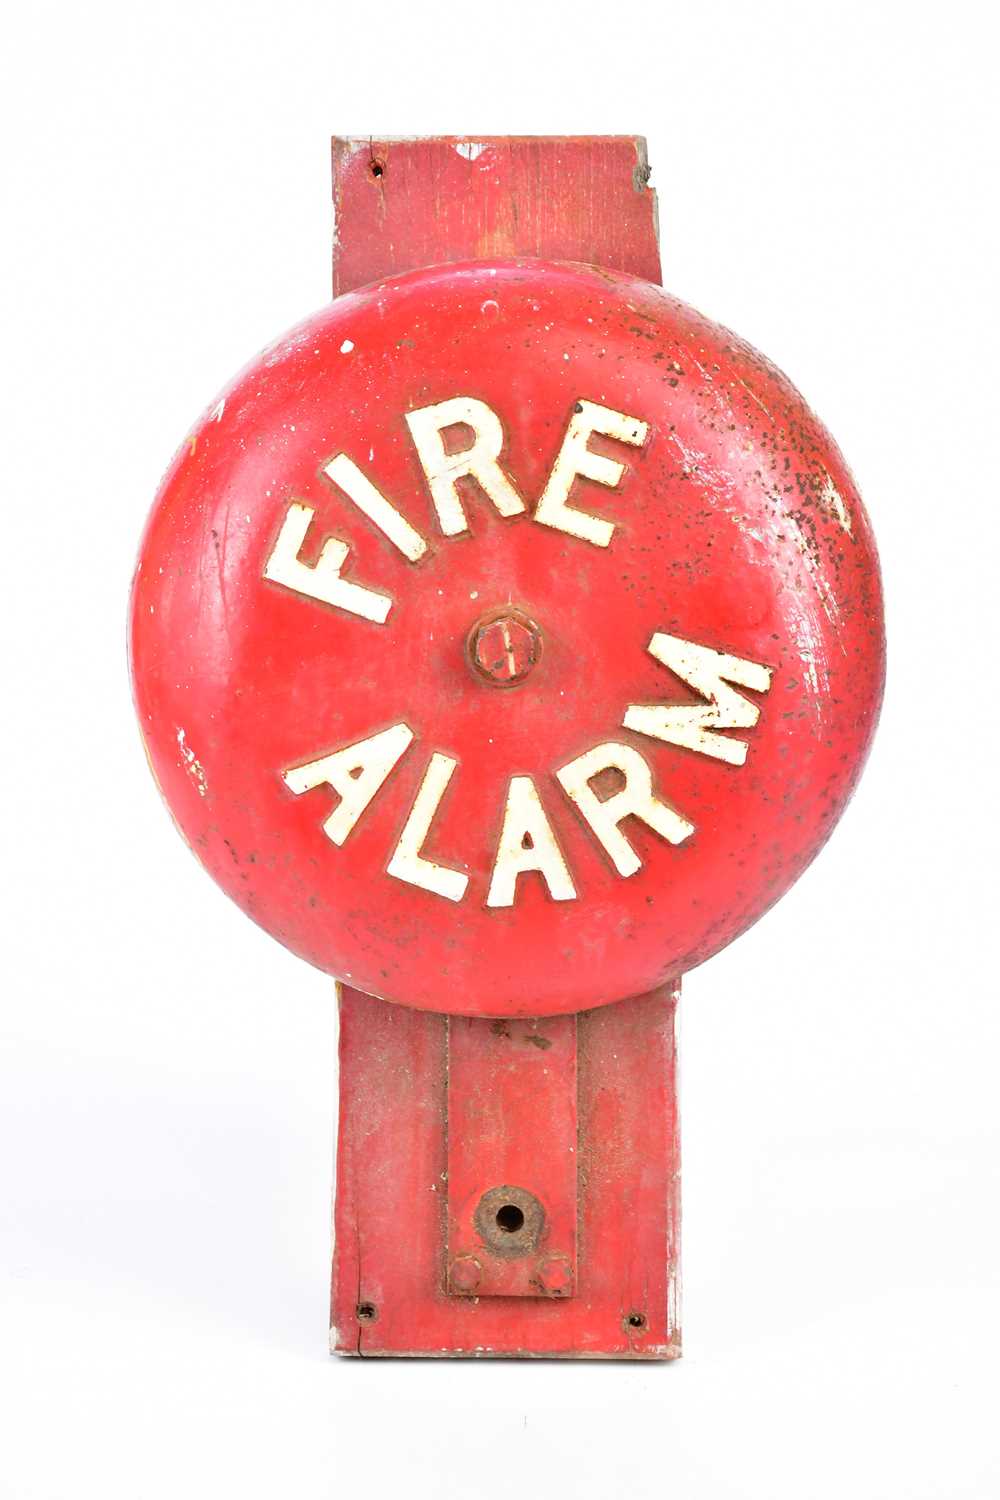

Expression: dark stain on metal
xmin=474 ymin=1185 xmax=545 ymax=1259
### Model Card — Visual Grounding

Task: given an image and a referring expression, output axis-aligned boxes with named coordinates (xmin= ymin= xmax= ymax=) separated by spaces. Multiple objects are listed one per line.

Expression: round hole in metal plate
xmin=495 ymin=1203 xmax=525 ymax=1233
xmin=474 ymin=1185 xmax=544 ymax=1258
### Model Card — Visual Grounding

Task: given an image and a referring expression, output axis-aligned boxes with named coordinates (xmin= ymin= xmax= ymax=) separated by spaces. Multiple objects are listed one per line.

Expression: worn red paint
xmin=128 ymin=255 xmax=883 ymax=1015
xmin=333 ymin=982 xmax=680 ymax=1357
xmin=129 ymin=136 xmax=884 ymax=1359
xmin=447 ymin=1013 xmax=577 ymax=1298
xmin=331 ymin=136 xmax=662 ymax=298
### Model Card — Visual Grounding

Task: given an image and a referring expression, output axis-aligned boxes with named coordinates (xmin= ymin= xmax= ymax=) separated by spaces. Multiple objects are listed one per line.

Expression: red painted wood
xmin=446 ymin=1015 xmax=578 ymax=1298
xmin=331 ymin=986 xmax=447 ymax=1354
xmin=577 ymin=987 xmax=680 ymax=1353
xmin=131 ymin=163 xmax=883 ymax=1016
xmin=333 ymin=984 xmax=679 ymax=1357
xmin=331 ymin=136 xmax=661 ymax=296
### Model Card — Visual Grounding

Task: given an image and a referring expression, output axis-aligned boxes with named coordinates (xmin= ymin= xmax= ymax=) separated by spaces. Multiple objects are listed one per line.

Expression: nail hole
xmin=495 ymin=1203 xmax=525 ymax=1234
xmin=356 ymin=1301 xmax=377 ymax=1322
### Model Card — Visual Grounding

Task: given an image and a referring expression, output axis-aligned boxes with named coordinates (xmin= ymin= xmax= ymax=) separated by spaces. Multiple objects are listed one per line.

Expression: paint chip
xmin=176 ymin=727 xmax=208 ymax=797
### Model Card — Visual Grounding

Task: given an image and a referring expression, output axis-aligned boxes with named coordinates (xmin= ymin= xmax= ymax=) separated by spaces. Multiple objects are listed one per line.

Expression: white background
xmin=2 ymin=3 xmax=998 ymax=1496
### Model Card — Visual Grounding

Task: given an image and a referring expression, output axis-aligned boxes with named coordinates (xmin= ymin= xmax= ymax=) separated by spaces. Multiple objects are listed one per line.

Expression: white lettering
xmin=323 ymin=453 xmax=429 ymax=562
xmin=406 ymin=396 xmax=526 ymax=536
xmin=284 ymin=723 xmax=414 ymax=845
xmin=264 ymin=502 xmax=391 ymax=624
xmin=535 ymin=400 xmax=648 ymax=548
xmin=623 ymin=634 xmax=773 ymax=765
xmin=486 ymin=776 xmax=576 ymax=908
xmin=556 ymin=741 xmax=694 ymax=877
xmin=387 ymin=752 xmax=469 ymax=902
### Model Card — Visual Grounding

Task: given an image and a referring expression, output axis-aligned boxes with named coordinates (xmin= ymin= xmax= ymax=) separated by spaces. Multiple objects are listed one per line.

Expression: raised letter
xmin=486 ymin=776 xmax=577 ymax=908
xmin=387 ymin=752 xmax=469 ymax=902
xmin=323 ymin=453 xmax=429 ymax=562
xmin=556 ymin=742 xmax=693 ymax=877
xmin=535 ymin=401 xmax=648 ymax=548
xmin=283 ymin=723 xmax=414 ymax=845
xmin=406 ymin=396 xmax=526 ymax=536
xmin=623 ymin=634 xmax=773 ymax=766
xmin=264 ymin=502 xmax=391 ymax=623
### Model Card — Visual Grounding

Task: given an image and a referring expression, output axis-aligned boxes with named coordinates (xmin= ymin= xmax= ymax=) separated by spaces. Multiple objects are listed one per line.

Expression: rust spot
xmin=474 ymin=1185 xmax=545 ymax=1259
xmin=468 ymin=607 xmax=543 ymax=687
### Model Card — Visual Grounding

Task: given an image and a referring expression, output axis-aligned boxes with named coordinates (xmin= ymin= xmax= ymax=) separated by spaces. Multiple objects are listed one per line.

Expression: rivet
xmin=449 ymin=1254 xmax=483 ymax=1293
xmin=536 ymin=1255 xmax=574 ymax=1296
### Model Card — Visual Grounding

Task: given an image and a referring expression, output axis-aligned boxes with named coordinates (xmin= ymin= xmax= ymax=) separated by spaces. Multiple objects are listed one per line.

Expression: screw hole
xmin=356 ymin=1301 xmax=377 ymax=1322
xmin=626 ymin=1311 xmax=647 ymax=1330
xmin=495 ymin=1203 xmax=525 ymax=1234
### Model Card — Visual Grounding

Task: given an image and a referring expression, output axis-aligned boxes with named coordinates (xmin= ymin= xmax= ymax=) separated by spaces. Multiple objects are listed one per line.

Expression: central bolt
xmin=468 ymin=608 xmax=542 ymax=687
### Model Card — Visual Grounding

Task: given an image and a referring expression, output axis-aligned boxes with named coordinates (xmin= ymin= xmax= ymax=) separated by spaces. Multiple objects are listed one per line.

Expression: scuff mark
xmin=786 ymin=524 xmax=845 ymax=640
xmin=818 ymin=469 xmax=853 ymax=535
xmin=733 ymin=372 xmax=773 ymax=424
xmin=176 ymin=727 xmax=208 ymax=797
xmin=788 ymin=609 xmax=827 ymax=725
